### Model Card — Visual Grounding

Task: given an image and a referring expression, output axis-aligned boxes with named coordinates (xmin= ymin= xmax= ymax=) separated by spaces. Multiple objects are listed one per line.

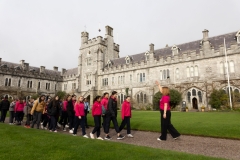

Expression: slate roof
xmin=110 ymin=31 xmax=238 ymax=67
xmin=63 ymin=67 xmax=78 ymax=76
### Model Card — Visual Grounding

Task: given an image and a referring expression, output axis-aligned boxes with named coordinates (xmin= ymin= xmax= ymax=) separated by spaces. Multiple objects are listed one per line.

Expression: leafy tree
xmin=209 ymin=89 xmax=228 ymax=109
xmin=56 ymin=91 xmax=67 ymax=100
xmin=31 ymin=94 xmax=40 ymax=100
xmin=153 ymin=89 xmax=182 ymax=110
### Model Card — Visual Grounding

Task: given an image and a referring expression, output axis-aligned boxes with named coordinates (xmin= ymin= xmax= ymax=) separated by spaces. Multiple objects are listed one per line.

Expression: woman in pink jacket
xmin=119 ymin=96 xmax=133 ymax=138
xmin=15 ymin=98 xmax=25 ymax=125
xmin=73 ymin=96 xmax=88 ymax=138
xmin=90 ymin=96 xmax=103 ymax=140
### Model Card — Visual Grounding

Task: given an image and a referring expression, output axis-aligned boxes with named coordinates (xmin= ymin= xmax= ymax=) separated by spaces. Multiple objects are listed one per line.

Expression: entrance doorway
xmin=192 ymin=97 xmax=198 ymax=109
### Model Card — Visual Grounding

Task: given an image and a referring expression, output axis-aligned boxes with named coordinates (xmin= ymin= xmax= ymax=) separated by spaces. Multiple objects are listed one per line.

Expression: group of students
xmin=1 ymin=81 xmax=180 ymax=141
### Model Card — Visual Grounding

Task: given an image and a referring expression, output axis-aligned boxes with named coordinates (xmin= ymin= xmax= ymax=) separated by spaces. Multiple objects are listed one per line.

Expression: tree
xmin=31 ymin=94 xmax=39 ymax=100
xmin=209 ymin=89 xmax=228 ymax=109
xmin=153 ymin=89 xmax=182 ymax=110
xmin=56 ymin=91 xmax=67 ymax=100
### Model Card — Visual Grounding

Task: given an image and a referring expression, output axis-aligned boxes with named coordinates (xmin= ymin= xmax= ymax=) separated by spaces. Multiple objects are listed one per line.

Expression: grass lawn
xmin=87 ymin=111 xmax=240 ymax=139
xmin=0 ymin=124 xmax=224 ymax=160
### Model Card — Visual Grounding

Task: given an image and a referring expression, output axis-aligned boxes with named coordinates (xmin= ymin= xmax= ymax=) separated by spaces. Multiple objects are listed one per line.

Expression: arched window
xmin=137 ymin=94 xmax=140 ymax=103
xmin=187 ymin=92 xmax=191 ymax=103
xmin=198 ymin=91 xmax=202 ymax=103
xmin=5 ymin=78 xmax=8 ymax=86
xmin=160 ymin=70 xmax=162 ymax=80
xmin=190 ymin=67 xmax=194 ymax=77
xmin=229 ymin=61 xmax=235 ymax=73
xmin=220 ymin=62 xmax=224 ymax=74
xmin=140 ymin=92 xmax=143 ymax=103
xmin=234 ymin=89 xmax=239 ymax=93
xmin=167 ymin=69 xmax=170 ymax=78
xmin=175 ymin=68 xmax=179 ymax=80
xmin=143 ymin=94 xmax=147 ymax=103
xmin=194 ymin=66 xmax=198 ymax=76
xmin=137 ymin=92 xmax=147 ymax=104
xmin=186 ymin=67 xmax=190 ymax=78
xmin=192 ymin=89 xmax=196 ymax=96
xmin=163 ymin=70 xmax=166 ymax=79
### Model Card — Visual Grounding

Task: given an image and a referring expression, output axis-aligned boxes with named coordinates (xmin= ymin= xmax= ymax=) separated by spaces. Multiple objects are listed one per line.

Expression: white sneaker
xmin=157 ymin=138 xmax=162 ymax=141
xmin=57 ymin=123 xmax=61 ymax=128
xmin=97 ymin=137 xmax=103 ymax=140
xmin=54 ymin=130 xmax=57 ymax=133
xmin=66 ymin=124 xmax=69 ymax=128
xmin=73 ymin=134 xmax=77 ymax=136
xmin=83 ymin=135 xmax=89 ymax=138
xmin=69 ymin=130 xmax=73 ymax=134
xmin=44 ymin=127 xmax=48 ymax=130
xmin=90 ymin=133 xmax=95 ymax=139
xmin=127 ymin=134 xmax=134 ymax=138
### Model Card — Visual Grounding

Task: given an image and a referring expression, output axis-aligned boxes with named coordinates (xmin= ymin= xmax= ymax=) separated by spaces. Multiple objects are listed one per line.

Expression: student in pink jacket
xmin=90 ymin=96 xmax=103 ymax=140
xmin=73 ymin=96 xmax=88 ymax=138
xmin=15 ymin=98 xmax=25 ymax=125
xmin=101 ymin=92 xmax=109 ymax=130
xmin=119 ymin=96 xmax=133 ymax=138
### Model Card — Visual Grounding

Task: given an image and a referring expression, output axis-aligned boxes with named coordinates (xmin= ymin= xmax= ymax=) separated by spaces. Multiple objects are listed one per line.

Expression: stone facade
xmin=1 ymin=26 xmax=240 ymax=110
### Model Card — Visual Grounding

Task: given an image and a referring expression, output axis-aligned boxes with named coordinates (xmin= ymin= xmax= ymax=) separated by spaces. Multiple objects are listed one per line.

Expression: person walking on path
xmin=101 ymin=92 xmax=109 ymax=130
xmin=15 ymin=98 xmax=25 ymax=125
xmin=73 ymin=96 xmax=88 ymax=138
xmin=90 ymin=96 xmax=103 ymax=140
xmin=67 ymin=95 xmax=74 ymax=133
xmin=0 ymin=95 xmax=10 ymax=123
xmin=48 ymin=96 xmax=60 ymax=132
xmin=31 ymin=95 xmax=46 ymax=129
xmin=58 ymin=96 xmax=68 ymax=131
xmin=104 ymin=91 xmax=125 ymax=140
xmin=84 ymin=98 xmax=90 ymax=128
xmin=24 ymin=98 xmax=34 ymax=128
xmin=9 ymin=98 xmax=17 ymax=125
xmin=119 ymin=96 xmax=134 ymax=138
xmin=155 ymin=81 xmax=180 ymax=141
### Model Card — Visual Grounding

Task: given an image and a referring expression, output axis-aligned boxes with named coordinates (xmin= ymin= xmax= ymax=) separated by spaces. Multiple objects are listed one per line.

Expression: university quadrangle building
xmin=1 ymin=26 xmax=240 ymax=110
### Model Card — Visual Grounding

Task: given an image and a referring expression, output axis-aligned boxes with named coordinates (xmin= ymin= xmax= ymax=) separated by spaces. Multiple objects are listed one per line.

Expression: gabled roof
xmin=63 ymin=67 xmax=78 ymax=76
xmin=109 ymin=31 xmax=238 ymax=67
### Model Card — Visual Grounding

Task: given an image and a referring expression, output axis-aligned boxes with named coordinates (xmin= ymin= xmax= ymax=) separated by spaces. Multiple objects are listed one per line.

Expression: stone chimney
xmin=53 ymin=66 xmax=58 ymax=71
xmin=149 ymin=43 xmax=154 ymax=53
xmin=61 ymin=68 xmax=66 ymax=75
xmin=202 ymin=29 xmax=209 ymax=41
xmin=23 ymin=63 xmax=29 ymax=71
xmin=40 ymin=66 xmax=45 ymax=73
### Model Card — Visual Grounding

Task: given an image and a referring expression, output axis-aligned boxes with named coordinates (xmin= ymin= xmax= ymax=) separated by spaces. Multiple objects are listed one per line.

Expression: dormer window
xmin=236 ymin=30 xmax=240 ymax=43
xmin=125 ymin=56 xmax=132 ymax=64
xmin=171 ymin=45 xmax=180 ymax=56
xmin=107 ymin=60 xmax=113 ymax=67
xmin=145 ymin=51 xmax=150 ymax=61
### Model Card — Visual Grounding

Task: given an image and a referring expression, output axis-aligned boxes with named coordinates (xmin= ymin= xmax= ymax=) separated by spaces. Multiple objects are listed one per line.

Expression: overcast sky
xmin=0 ymin=0 xmax=240 ymax=70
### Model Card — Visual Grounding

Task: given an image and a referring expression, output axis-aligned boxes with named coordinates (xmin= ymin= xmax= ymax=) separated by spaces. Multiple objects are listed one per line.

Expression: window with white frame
xmin=118 ymin=76 xmax=124 ymax=84
xmin=220 ymin=61 xmax=235 ymax=74
xmin=102 ymin=78 xmax=108 ymax=86
xmin=118 ymin=93 xmax=126 ymax=104
xmin=112 ymin=77 xmax=114 ymax=85
xmin=186 ymin=66 xmax=198 ymax=77
xmin=72 ymin=83 xmax=76 ymax=89
xmin=175 ymin=68 xmax=179 ymax=80
xmin=160 ymin=70 xmax=162 ymax=80
xmin=186 ymin=67 xmax=190 ymax=78
xmin=194 ymin=66 xmax=198 ymax=76
xmin=86 ymin=57 xmax=92 ymax=66
xmin=86 ymin=74 xmax=91 ymax=85
xmin=229 ymin=61 xmax=235 ymax=73
xmin=27 ymin=81 xmax=32 ymax=88
xmin=46 ymin=83 xmax=50 ymax=90
xmin=5 ymin=78 xmax=11 ymax=86
xmin=64 ymin=84 xmax=67 ymax=90
xmin=160 ymin=69 xmax=170 ymax=80
xmin=190 ymin=67 xmax=194 ymax=77
xmin=138 ymin=73 xmax=145 ymax=82
xmin=136 ymin=92 xmax=147 ymax=103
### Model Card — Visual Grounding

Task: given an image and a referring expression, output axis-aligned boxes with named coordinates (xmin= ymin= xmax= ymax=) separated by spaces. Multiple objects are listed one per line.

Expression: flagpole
xmin=224 ymin=38 xmax=232 ymax=110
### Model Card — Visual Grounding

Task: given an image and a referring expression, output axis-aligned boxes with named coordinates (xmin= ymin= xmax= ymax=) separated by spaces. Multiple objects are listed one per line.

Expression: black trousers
xmin=42 ymin=114 xmax=49 ymax=127
xmin=119 ymin=116 xmax=131 ymax=134
xmin=160 ymin=110 xmax=180 ymax=140
xmin=25 ymin=114 xmax=31 ymax=126
xmin=84 ymin=110 xmax=88 ymax=127
xmin=92 ymin=115 xmax=101 ymax=137
xmin=73 ymin=116 xmax=86 ymax=135
xmin=50 ymin=116 xmax=57 ymax=131
xmin=15 ymin=111 xmax=24 ymax=123
xmin=102 ymin=115 xmax=106 ymax=130
xmin=0 ymin=109 xmax=8 ymax=123
xmin=59 ymin=111 xmax=68 ymax=128
xmin=9 ymin=111 xmax=15 ymax=123
xmin=31 ymin=111 xmax=42 ymax=129
xmin=104 ymin=116 xmax=120 ymax=134
xmin=68 ymin=116 xmax=74 ymax=130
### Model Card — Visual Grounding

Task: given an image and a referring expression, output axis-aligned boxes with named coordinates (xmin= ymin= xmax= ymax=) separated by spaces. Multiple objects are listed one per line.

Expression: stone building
xmin=1 ymin=26 xmax=240 ymax=110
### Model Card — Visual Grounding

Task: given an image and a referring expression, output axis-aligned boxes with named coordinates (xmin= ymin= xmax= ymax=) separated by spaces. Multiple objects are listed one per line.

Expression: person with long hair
xmin=104 ymin=91 xmax=124 ymax=140
xmin=73 ymin=96 xmax=88 ymax=138
xmin=101 ymin=92 xmax=109 ymax=131
xmin=83 ymin=98 xmax=90 ymax=128
xmin=15 ymin=97 xmax=25 ymax=125
xmin=48 ymin=95 xmax=60 ymax=132
xmin=119 ymin=96 xmax=133 ymax=138
xmin=24 ymin=98 xmax=34 ymax=128
xmin=155 ymin=81 xmax=180 ymax=141
xmin=58 ymin=95 xmax=68 ymax=131
xmin=66 ymin=95 xmax=74 ymax=133
xmin=90 ymin=96 xmax=103 ymax=140
xmin=31 ymin=94 xmax=46 ymax=129
xmin=0 ymin=95 xmax=10 ymax=123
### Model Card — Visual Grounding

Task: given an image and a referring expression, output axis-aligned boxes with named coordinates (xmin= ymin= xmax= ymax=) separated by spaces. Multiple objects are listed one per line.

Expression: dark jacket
xmin=0 ymin=99 xmax=10 ymax=110
xmin=47 ymin=100 xmax=60 ymax=116
xmin=106 ymin=96 xmax=117 ymax=117
xmin=67 ymin=100 xmax=74 ymax=117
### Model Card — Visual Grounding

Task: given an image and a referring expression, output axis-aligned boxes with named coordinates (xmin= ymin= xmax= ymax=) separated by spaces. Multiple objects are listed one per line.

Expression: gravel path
xmin=6 ymin=118 xmax=240 ymax=160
